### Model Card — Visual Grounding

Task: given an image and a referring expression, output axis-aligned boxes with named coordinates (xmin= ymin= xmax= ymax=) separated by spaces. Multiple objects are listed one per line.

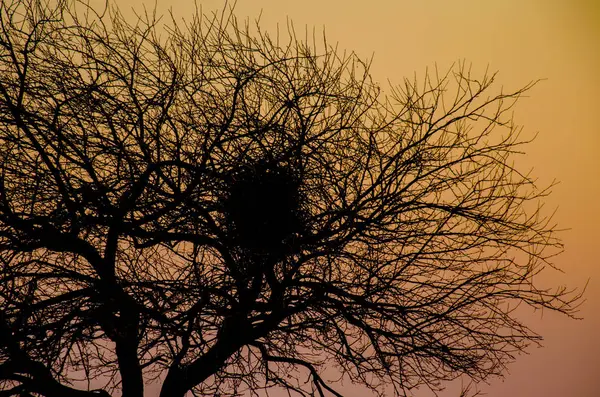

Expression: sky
xmin=106 ymin=0 xmax=599 ymax=396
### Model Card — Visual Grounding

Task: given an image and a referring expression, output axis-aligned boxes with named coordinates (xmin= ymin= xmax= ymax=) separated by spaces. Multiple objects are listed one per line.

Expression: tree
xmin=0 ymin=1 xmax=582 ymax=396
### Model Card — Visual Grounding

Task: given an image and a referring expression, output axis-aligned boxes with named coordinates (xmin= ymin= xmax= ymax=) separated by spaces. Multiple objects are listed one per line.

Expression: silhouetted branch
xmin=0 ymin=1 xmax=582 ymax=396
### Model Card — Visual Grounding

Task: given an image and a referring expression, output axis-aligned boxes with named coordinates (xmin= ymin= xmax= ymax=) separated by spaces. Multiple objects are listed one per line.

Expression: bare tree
xmin=0 ymin=1 xmax=582 ymax=396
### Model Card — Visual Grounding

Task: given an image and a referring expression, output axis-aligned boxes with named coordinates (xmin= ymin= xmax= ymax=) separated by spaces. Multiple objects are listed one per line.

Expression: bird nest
xmin=219 ymin=159 xmax=309 ymax=259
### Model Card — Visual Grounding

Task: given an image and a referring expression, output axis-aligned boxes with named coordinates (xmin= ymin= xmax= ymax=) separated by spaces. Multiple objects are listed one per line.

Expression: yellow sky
xmin=110 ymin=0 xmax=600 ymax=395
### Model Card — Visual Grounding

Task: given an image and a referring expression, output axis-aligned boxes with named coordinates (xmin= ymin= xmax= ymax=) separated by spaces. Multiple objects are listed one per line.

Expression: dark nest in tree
xmin=219 ymin=159 xmax=309 ymax=260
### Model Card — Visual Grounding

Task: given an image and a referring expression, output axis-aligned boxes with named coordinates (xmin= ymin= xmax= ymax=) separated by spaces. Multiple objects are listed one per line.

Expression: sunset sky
xmin=112 ymin=0 xmax=599 ymax=395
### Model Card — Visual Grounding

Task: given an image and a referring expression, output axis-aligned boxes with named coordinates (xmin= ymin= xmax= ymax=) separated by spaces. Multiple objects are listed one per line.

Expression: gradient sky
xmin=112 ymin=1 xmax=600 ymax=396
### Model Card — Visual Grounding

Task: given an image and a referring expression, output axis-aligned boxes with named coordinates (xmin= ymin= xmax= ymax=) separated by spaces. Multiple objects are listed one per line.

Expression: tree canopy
xmin=0 ymin=1 xmax=581 ymax=396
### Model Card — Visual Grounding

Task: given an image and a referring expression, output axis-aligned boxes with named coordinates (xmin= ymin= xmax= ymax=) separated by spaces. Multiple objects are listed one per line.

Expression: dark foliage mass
xmin=0 ymin=1 xmax=581 ymax=396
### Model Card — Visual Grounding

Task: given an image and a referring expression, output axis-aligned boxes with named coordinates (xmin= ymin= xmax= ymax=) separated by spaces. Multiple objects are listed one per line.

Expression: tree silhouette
xmin=0 ymin=1 xmax=582 ymax=396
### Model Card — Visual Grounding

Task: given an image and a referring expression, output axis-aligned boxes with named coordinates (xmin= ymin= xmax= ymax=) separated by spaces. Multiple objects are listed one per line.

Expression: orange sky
xmin=111 ymin=0 xmax=600 ymax=395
